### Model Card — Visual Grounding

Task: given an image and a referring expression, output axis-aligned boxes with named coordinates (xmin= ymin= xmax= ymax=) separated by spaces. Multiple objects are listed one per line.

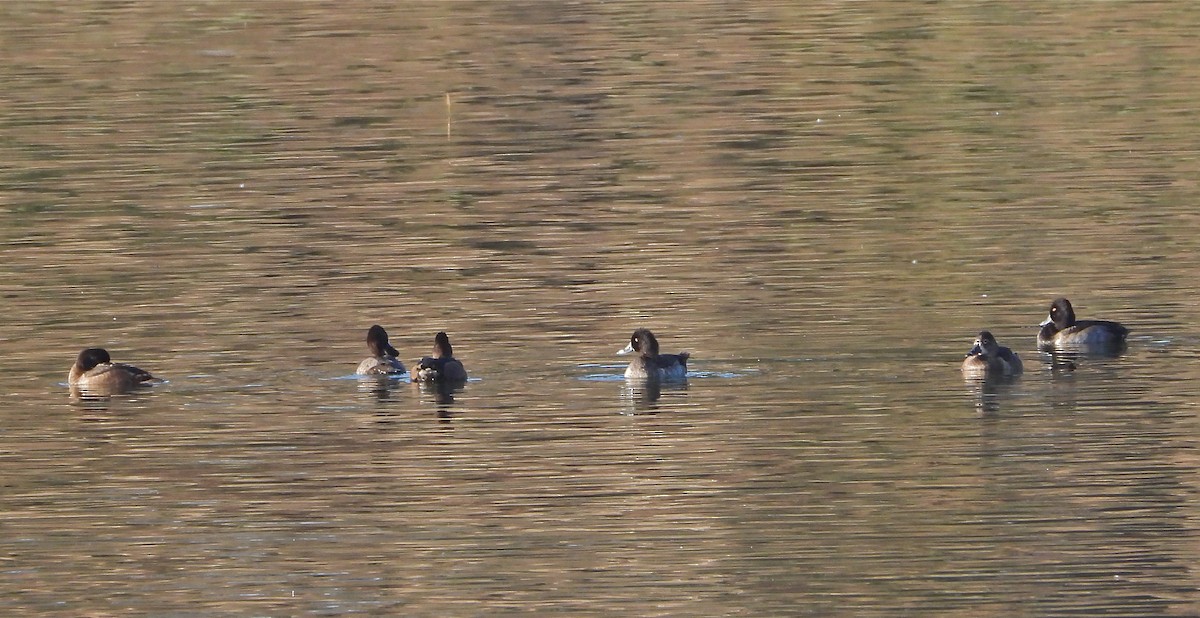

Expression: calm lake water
xmin=4 ymin=2 xmax=1200 ymax=615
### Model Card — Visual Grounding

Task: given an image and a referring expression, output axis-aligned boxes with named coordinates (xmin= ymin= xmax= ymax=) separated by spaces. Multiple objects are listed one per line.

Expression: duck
xmin=411 ymin=332 xmax=467 ymax=383
xmin=68 ymin=348 xmax=156 ymax=393
xmin=1037 ymin=297 xmax=1128 ymax=351
xmin=961 ymin=331 xmax=1023 ymax=378
xmin=355 ymin=325 xmax=407 ymax=375
xmin=617 ymin=328 xmax=689 ymax=381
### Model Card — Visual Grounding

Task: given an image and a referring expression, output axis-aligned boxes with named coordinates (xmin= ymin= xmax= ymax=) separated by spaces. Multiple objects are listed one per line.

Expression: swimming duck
xmin=1037 ymin=297 xmax=1128 ymax=351
xmin=411 ymin=332 xmax=467 ymax=383
xmin=68 ymin=348 xmax=156 ymax=393
xmin=355 ymin=325 xmax=407 ymax=375
xmin=617 ymin=328 xmax=689 ymax=381
xmin=961 ymin=331 xmax=1023 ymax=378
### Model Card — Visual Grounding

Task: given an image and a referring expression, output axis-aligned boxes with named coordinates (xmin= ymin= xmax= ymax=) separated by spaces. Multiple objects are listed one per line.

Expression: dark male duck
xmin=355 ymin=325 xmax=407 ymax=375
xmin=68 ymin=347 xmax=156 ymax=393
xmin=1037 ymin=297 xmax=1128 ymax=351
xmin=617 ymin=328 xmax=689 ymax=381
xmin=961 ymin=331 xmax=1023 ymax=378
xmin=411 ymin=331 xmax=467 ymax=383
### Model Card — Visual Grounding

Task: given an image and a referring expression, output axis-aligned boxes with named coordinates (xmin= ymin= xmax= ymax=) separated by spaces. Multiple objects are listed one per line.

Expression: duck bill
xmin=1039 ymin=315 xmax=1052 ymax=327
xmin=616 ymin=342 xmax=635 ymax=356
xmin=966 ymin=343 xmax=982 ymax=358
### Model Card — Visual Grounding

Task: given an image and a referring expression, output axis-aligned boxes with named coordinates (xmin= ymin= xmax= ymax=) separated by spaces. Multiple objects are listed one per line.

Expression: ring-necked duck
xmin=616 ymin=328 xmax=689 ymax=381
xmin=411 ymin=332 xmax=467 ymax=383
xmin=356 ymin=325 xmax=407 ymax=375
xmin=1037 ymin=297 xmax=1128 ymax=351
xmin=68 ymin=348 xmax=156 ymax=392
xmin=961 ymin=331 xmax=1023 ymax=377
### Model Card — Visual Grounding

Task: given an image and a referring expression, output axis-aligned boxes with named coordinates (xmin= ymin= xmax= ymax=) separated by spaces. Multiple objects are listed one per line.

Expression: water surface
xmin=3 ymin=2 xmax=1200 ymax=615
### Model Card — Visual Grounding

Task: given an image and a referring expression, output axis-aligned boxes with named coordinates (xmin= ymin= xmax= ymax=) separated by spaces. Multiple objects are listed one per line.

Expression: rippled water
xmin=4 ymin=2 xmax=1200 ymax=615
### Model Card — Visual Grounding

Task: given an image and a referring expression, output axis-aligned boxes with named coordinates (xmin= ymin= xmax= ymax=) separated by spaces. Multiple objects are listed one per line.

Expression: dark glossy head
xmin=76 ymin=348 xmax=112 ymax=371
xmin=966 ymin=331 xmax=999 ymax=358
xmin=433 ymin=332 xmax=453 ymax=358
xmin=1042 ymin=298 xmax=1076 ymax=329
xmin=366 ymin=325 xmax=399 ymax=358
xmin=623 ymin=329 xmax=660 ymax=358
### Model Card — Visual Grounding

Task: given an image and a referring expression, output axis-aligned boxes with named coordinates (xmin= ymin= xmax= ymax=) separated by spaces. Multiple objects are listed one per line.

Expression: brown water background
xmin=3 ymin=2 xmax=1200 ymax=615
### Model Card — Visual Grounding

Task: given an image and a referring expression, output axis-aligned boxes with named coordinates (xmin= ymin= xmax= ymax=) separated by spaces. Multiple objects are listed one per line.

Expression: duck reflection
xmin=1046 ymin=351 xmax=1080 ymax=374
xmin=414 ymin=380 xmax=464 ymax=418
xmin=357 ymin=375 xmax=402 ymax=401
xmin=962 ymin=374 xmax=1019 ymax=415
xmin=69 ymin=387 xmax=121 ymax=410
xmin=68 ymin=384 xmax=159 ymax=412
xmin=69 ymin=377 xmax=162 ymax=407
xmin=620 ymin=378 xmax=688 ymax=414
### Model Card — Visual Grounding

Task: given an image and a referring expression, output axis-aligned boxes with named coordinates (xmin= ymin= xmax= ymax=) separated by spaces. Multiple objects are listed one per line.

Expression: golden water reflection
xmin=3 ymin=1 xmax=1200 ymax=615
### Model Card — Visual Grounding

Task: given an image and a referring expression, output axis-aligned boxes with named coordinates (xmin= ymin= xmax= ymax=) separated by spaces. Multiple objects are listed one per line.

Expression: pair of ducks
xmin=355 ymin=326 xmax=467 ymax=382
xmin=962 ymin=297 xmax=1129 ymax=377
xmin=68 ymin=327 xmax=691 ymax=393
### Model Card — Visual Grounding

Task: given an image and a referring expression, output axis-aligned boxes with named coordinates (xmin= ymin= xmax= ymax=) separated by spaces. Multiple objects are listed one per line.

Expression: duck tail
xmin=127 ymin=365 xmax=158 ymax=384
xmin=679 ymin=351 xmax=690 ymax=364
